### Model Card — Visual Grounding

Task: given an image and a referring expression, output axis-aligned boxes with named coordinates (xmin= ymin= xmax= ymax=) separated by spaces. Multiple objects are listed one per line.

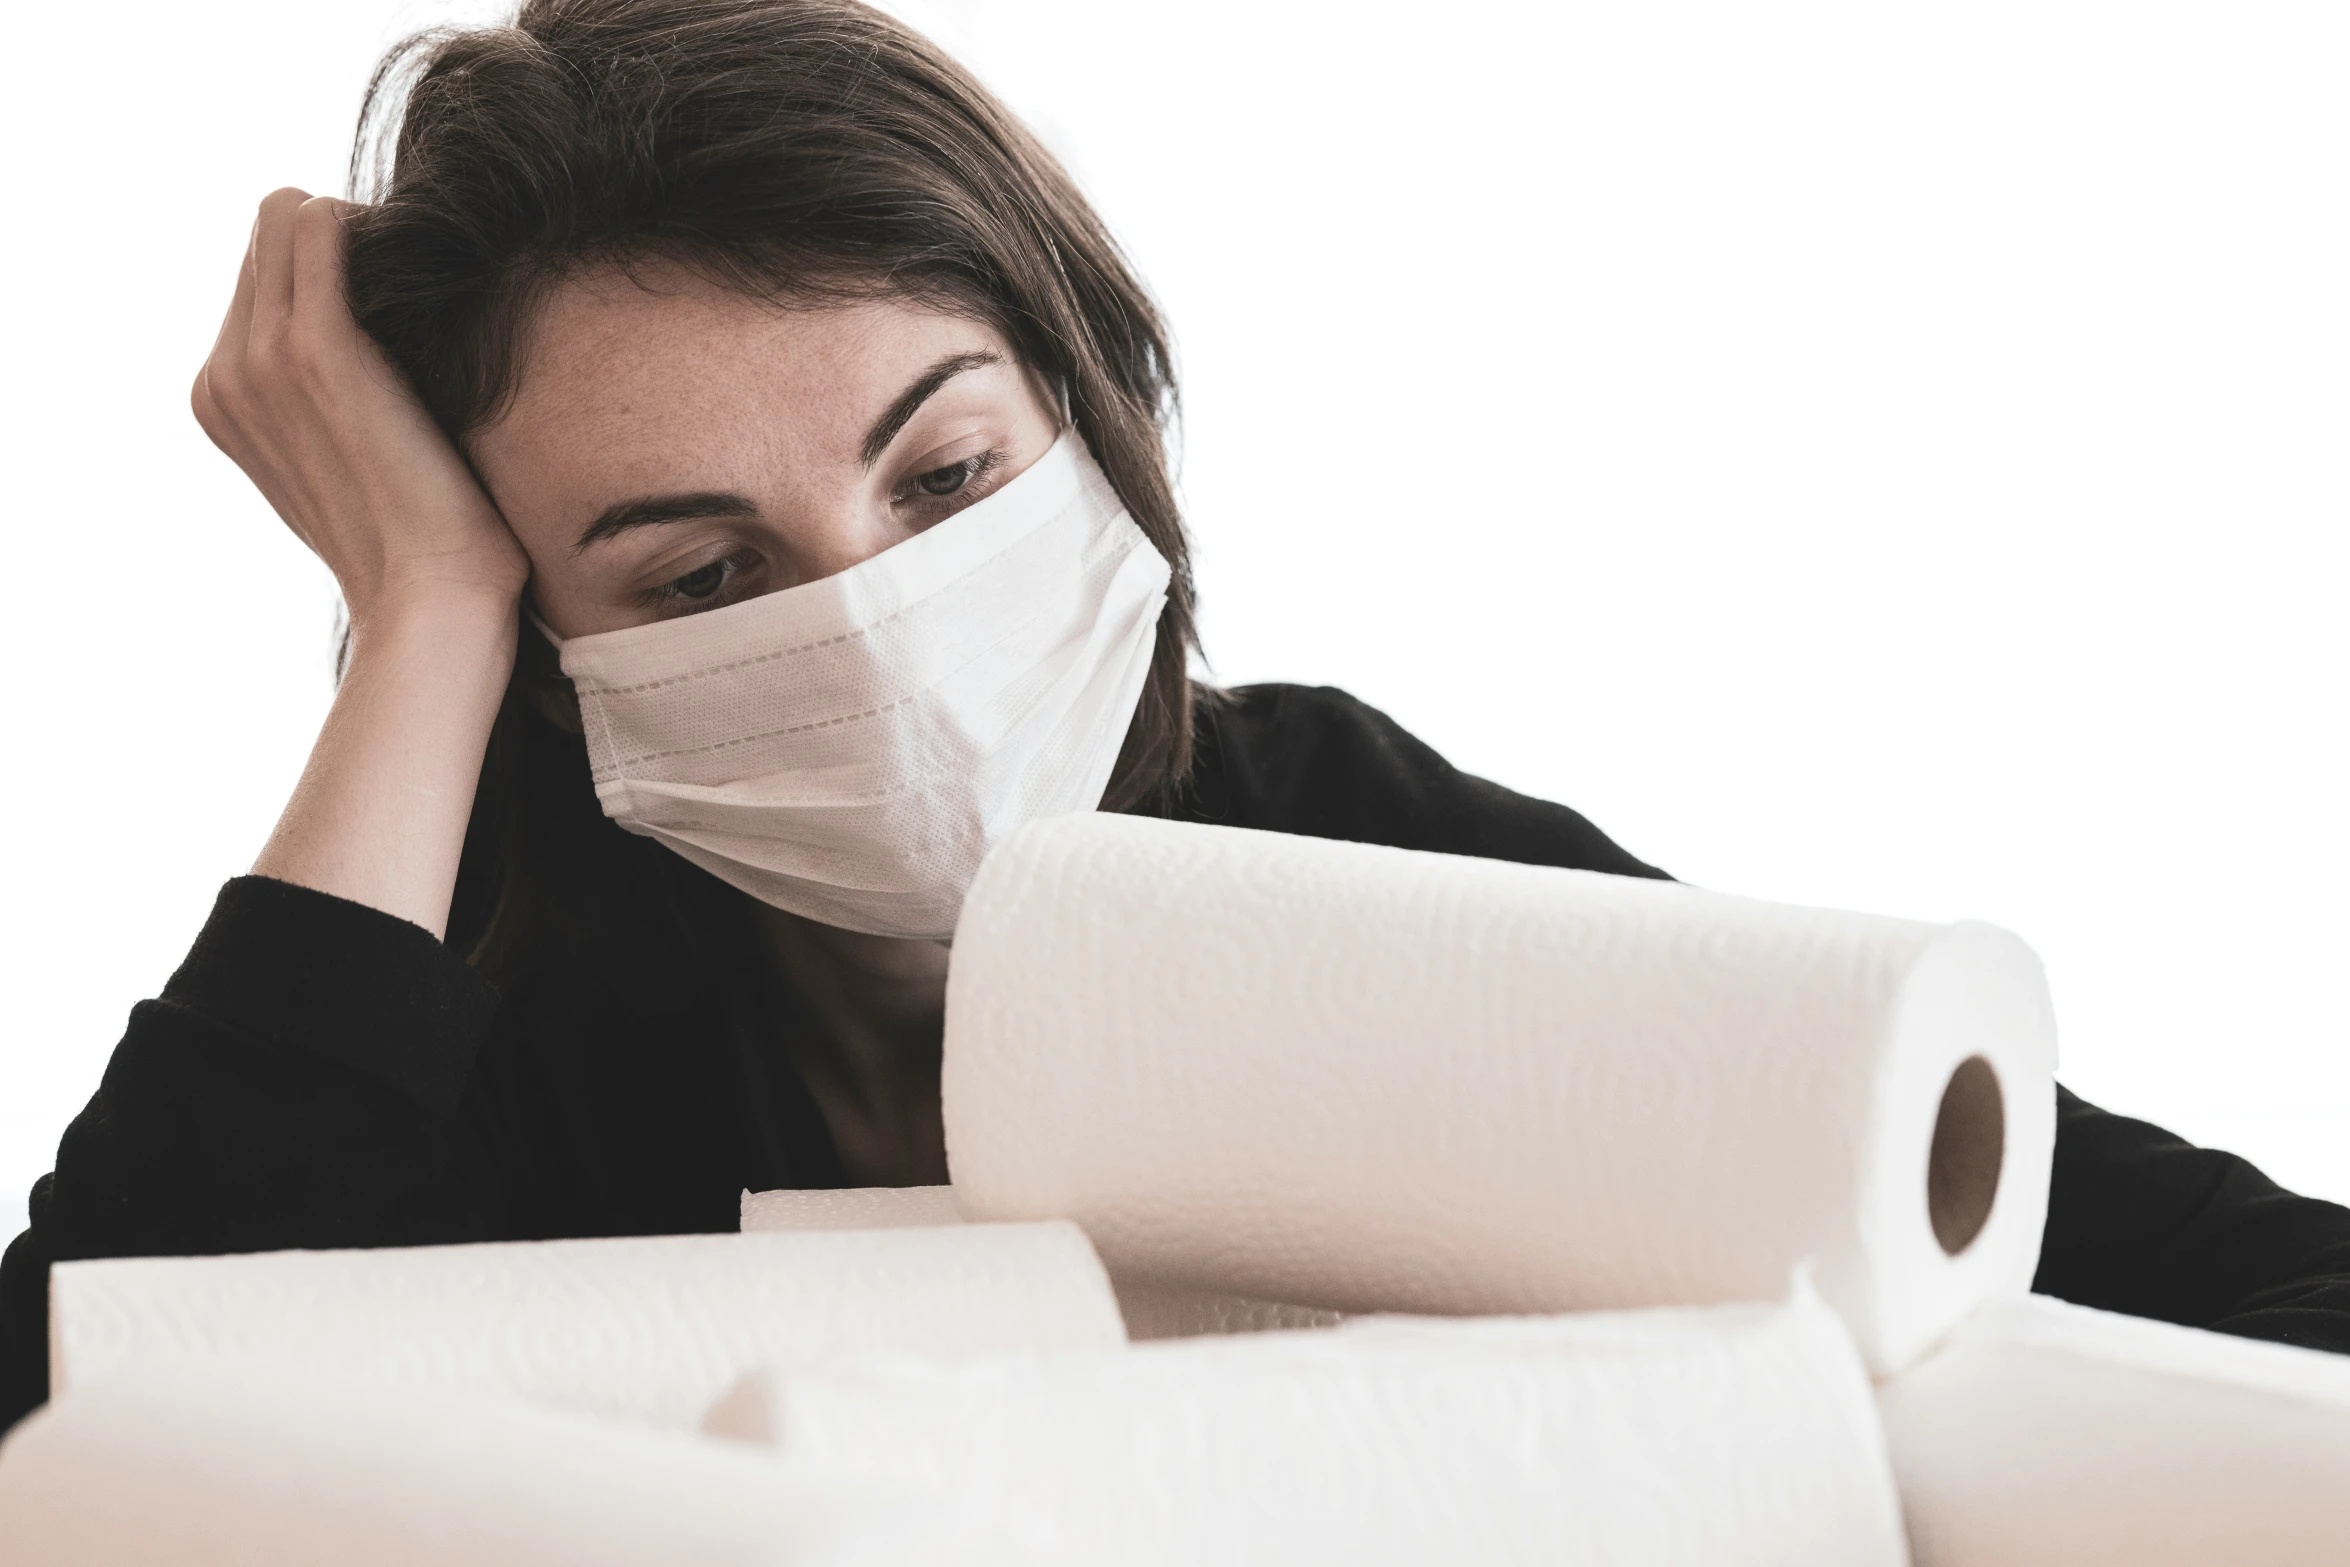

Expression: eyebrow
xmin=858 ymin=349 xmax=1002 ymax=467
xmin=571 ymin=348 xmax=1004 ymax=554
xmin=574 ymin=490 xmax=760 ymax=554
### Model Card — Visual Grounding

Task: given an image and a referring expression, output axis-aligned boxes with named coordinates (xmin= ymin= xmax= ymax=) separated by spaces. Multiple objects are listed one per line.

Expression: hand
xmin=192 ymin=188 xmax=528 ymax=632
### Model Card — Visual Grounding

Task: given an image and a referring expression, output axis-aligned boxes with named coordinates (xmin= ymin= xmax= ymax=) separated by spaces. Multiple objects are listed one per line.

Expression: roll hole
xmin=1928 ymin=1054 xmax=2004 ymax=1256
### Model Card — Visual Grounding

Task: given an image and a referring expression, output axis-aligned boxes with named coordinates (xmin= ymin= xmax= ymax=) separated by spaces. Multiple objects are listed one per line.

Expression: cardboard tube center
xmin=1928 ymin=1054 xmax=2004 ymax=1256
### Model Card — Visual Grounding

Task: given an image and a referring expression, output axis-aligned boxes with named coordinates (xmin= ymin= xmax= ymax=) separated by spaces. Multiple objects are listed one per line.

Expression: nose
xmin=776 ymin=484 xmax=931 ymax=589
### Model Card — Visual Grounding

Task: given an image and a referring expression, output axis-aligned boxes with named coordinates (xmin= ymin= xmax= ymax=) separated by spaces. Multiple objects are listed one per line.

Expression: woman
xmin=4 ymin=0 xmax=2345 ymax=1434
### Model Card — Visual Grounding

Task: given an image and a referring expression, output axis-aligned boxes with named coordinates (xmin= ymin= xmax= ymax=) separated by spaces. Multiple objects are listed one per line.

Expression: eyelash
xmin=899 ymin=448 xmax=1006 ymax=505
xmin=641 ymin=549 xmax=756 ymax=615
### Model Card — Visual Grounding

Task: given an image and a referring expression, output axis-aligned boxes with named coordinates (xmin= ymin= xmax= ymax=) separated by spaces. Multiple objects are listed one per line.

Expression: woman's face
xmin=471 ymin=267 xmax=1061 ymax=639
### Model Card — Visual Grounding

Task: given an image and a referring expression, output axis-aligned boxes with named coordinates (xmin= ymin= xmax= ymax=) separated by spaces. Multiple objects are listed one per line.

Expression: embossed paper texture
xmin=1879 ymin=1294 xmax=2350 ymax=1566
xmin=944 ymin=814 xmax=2057 ymax=1373
xmin=739 ymin=1185 xmax=1345 ymax=1339
xmin=0 ymin=1364 xmax=1032 ymax=1566
xmin=50 ymin=1223 xmax=1125 ymax=1428
xmin=719 ymin=1287 xmax=1910 ymax=1567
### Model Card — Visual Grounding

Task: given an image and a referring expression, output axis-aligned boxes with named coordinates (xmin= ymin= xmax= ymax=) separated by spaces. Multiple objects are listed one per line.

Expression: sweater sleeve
xmin=0 ymin=877 xmax=509 ymax=1436
xmin=2033 ymin=1086 xmax=2350 ymax=1352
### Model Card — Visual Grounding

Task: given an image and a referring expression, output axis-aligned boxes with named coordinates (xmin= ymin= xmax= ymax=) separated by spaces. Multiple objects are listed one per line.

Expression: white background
xmin=1 ymin=1 xmax=2342 ymax=1245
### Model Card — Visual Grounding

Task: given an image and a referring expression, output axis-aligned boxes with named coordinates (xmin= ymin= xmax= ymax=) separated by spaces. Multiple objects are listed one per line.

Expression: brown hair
xmin=341 ymin=0 xmax=1201 ymax=973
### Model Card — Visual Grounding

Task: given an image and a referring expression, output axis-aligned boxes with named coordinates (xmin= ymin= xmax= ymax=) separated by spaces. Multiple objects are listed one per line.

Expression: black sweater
xmin=7 ymin=683 xmax=2349 ymax=1433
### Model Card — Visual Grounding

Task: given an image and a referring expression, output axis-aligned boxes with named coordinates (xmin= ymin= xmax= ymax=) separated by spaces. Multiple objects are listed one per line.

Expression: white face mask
xmin=534 ymin=434 xmax=1171 ymax=939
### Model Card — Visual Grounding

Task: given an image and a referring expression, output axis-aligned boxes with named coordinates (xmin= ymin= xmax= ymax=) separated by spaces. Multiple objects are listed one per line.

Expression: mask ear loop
xmin=524 ymin=603 xmax=566 ymax=652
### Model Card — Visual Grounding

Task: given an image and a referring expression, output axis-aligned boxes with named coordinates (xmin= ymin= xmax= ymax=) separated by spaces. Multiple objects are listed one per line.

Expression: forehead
xmin=485 ymin=266 xmax=1001 ymax=460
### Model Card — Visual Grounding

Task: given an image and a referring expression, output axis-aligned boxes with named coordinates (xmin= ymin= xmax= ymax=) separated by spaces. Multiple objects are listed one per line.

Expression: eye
xmin=916 ymin=459 xmax=977 ymax=497
xmin=637 ymin=548 xmax=763 ymax=618
xmin=672 ymin=559 xmax=730 ymax=600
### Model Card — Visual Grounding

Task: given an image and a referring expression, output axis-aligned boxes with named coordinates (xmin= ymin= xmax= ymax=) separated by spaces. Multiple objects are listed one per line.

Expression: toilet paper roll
xmin=0 ymin=1364 xmax=1027 ymax=1567
xmin=1878 ymin=1294 xmax=2350 ymax=1565
xmin=944 ymin=814 xmax=2058 ymax=1372
xmin=714 ymin=1284 xmax=1911 ymax=1566
xmin=739 ymin=1187 xmax=1343 ymax=1340
xmin=51 ymin=1223 xmax=1125 ymax=1429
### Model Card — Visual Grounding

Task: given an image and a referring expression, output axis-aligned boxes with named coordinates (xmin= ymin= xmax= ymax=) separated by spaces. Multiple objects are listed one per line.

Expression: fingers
xmin=246 ymin=187 xmax=311 ymax=350
xmin=189 ymin=364 xmax=219 ymax=444
xmin=195 ymin=189 xmax=313 ymax=451
xmin=193 ymin=209 xmax=265 ymax=450
xmin=207 ymin=208 xmax=262 ymax=372
xmin=289 ymin=196 xmax=368 ymax=367
xmin=184 ymin=187 xmax=522 ymax=613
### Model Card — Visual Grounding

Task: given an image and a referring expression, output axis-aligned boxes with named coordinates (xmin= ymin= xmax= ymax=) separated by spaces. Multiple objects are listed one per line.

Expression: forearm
xmin=2 ymin=877 xmax=512 ymax=1433
xmin=253 ymin=590 xmax=516 ymax=940
xmin=2035 ymin=1086 xmax=2350 ymax=1353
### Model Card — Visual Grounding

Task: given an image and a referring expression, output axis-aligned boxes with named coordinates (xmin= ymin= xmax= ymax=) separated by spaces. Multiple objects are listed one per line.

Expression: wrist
xmin=346 ymin=578 xmax=519 ymax=649
xmin=341 ymin=583 xmax=520 ymax=691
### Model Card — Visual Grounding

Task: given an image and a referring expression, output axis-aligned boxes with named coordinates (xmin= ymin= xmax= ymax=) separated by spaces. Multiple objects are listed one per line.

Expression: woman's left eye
xmin=905 ymin=449 xmax=1006 ymax=506
xmin=672 ymin=560 xmax=731 ymax=600
xmin=916 ymin=459 xmax=978 ymax=497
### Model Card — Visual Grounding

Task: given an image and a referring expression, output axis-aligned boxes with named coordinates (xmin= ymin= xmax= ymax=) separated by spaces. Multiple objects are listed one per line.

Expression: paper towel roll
xmin=1107 ymin=1276 xmax=1346 ymax=1340
xmin=0 ymin=1364 xmax=1027 ymax=1567
xmin=739 ymin=1186 xmax=1343 ymax=1340
xmin=739 ymin=1185 xmax=965 ymax=1231
xmin=713 ymin=1284 xmax=1911 ymax=1566
xmin=943 ymin=814 xmax=2058 ymax=1372
xmin=51 ymin=1223 xmax=1125 ymax=1429
xmin=1878 ymin=1294 xmax=2350 ymax=1565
